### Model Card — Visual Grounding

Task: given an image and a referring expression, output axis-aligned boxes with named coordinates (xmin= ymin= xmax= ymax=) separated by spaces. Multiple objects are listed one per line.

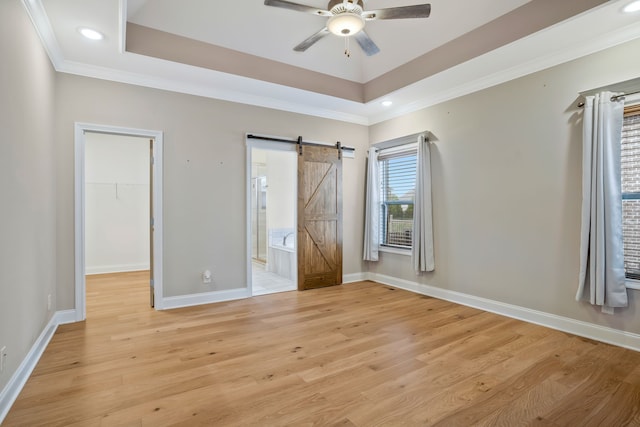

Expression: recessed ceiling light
xmin=624 ymin=0 xmax=640 ymax=13
xmin=78 ymin=27 xmax=104 ymax=41
xmin=381 ymin=100 xmax=393 ymax=107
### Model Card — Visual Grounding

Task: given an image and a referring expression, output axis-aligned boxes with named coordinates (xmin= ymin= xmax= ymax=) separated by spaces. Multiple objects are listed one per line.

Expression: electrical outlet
xmin=202 ymin=270 xmax=212 ymax=284
xmin=0 ymin=346 xmax=6 ymax=373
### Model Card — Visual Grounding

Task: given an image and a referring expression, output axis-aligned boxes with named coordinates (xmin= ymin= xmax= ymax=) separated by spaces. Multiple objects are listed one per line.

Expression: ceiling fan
xmin=264 ymin=0 xmax=431 ymax=57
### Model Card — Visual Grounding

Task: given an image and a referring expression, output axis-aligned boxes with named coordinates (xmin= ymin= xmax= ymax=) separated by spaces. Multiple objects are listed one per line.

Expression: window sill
xmin=626 ymin=279 xmax=640 ymax=290
xmin=379 ymin=246 xmax=412 ymax=256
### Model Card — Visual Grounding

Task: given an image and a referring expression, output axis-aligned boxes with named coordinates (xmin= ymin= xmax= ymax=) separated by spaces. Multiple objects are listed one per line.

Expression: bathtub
xmin=267 ymin=241 xmax=296 ymax=280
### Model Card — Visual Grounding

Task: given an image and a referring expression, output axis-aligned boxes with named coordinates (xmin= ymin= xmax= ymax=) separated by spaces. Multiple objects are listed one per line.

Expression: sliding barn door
xmin=297 ymin=145 xmax=343 ymax=290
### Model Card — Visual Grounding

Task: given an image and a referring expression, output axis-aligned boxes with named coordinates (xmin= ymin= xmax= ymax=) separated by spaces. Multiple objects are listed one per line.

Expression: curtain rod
xmin=246 ymin=134 xmax=355 ymax=152
xmin=577 ymin=90 xmax=640 ymax=108
xmin=372 ymin=131 xmax=429 ymax=152
xmin=374 ymin=143 xmax=418 ymax=153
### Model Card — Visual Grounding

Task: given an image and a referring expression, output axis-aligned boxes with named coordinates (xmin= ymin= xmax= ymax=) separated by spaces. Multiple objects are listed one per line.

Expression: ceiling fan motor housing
xmin=328 ymin=0 xmax=365 ymax=15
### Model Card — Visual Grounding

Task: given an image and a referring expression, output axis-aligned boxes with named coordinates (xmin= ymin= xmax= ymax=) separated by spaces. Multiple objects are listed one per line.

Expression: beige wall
xmin=369 ymin=37 xmax=640 ymax=335
xmin=0 ymin=0 xmax=57 ymax=390
xmin=55 ymin=75 xmax=368 ymax=305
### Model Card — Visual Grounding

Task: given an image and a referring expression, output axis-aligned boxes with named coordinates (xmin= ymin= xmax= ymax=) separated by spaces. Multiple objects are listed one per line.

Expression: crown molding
xmin=118 ymin=0 xmax=127 ymax=54
xmin=56 ymin=58 xmax=371 ymax=125
xmin=21 ymin=0 xmax=64 ymax=69
xmin=368 ymin=19 xmax=640 ymax=125
xmin=21 ymin=0 xmax=640 ymax=127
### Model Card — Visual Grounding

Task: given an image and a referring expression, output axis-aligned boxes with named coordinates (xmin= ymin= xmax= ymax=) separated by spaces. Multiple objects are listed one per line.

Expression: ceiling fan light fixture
xmin=327 ymin=12 xmax=365 ymax=36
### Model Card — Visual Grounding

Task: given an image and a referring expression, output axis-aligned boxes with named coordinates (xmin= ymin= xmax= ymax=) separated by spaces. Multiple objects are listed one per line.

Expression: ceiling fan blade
xmin=354 ymin=31 xmax=380 ymax=56
xmin=264 ymin=0 xmax=331 ymax=16
xmin=293 ymin=27 xmax=331 ymax=52
xmin=363 ymin=4 xmax=431 ymax=20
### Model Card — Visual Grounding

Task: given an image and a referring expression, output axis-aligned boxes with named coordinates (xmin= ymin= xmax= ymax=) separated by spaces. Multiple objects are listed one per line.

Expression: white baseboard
xmin=365 ymin=272 xmax=640 ymax=352
xmin=54 ymin=309 xmax=78 ymax=325
xmin=0 ymin=311 xmax=61 ymax=423
xmin=343 ymin=272 xmax=369 ymax=283
xmin=85 ymin=263 xmax=150 ymax=275
xmin=160 ymin=288 xmax=250 ymax=310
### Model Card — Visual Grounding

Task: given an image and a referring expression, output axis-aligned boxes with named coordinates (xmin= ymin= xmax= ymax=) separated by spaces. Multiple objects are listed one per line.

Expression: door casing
xmin=245 ymin=138 xmax=298 ymax=295
xmin=74 ymin=123 xmax=164 ymax=320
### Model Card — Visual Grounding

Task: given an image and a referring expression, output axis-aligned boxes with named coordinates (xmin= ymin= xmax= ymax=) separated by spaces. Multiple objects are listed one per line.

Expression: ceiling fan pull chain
xmin=344 ymin=36 xmax=351 ymax=58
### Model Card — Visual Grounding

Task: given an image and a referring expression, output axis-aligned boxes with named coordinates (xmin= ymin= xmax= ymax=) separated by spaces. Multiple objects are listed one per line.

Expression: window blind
xmin=621 ymin=111 xmax=640 ymax=279
xmin=378 ymin=147 xmax=417 ymax=248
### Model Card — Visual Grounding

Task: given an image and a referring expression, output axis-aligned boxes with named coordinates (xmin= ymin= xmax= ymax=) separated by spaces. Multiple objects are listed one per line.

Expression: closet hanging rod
xmin=577 ymin=90 xmax=640 ymax=108
xmin=246 ymin=134 xmax=355 ymax=153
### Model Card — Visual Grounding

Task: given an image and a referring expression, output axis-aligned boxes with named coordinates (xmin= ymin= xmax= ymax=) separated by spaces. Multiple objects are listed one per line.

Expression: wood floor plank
xmin=472 ymin=378 xmax=572 ymax=426
xmin=4 ymin=272 xmax=640 ymax=426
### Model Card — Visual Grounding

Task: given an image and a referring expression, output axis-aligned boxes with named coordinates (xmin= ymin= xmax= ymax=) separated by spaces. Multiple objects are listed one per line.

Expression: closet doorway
xmin=247 ymin=141 xmax=297 ymax=296
xmin=74 ymin=123 xmax=164 ymax=320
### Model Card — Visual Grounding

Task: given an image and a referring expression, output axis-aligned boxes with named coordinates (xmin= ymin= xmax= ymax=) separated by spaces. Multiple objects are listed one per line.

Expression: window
xmin=621 ymin=104 xmax=640 ymax=280
xmin=379 ymin=146 xmax=417 ymax=249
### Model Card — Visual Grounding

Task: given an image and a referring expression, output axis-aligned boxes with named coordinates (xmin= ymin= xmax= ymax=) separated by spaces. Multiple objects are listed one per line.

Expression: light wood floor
xmin=5 ymin=272 xmax=640 ymax=426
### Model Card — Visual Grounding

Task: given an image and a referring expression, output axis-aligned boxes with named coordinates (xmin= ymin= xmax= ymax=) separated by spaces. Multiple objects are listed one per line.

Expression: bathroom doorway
xmin=247 ymin=141 xmax=297 ymax=296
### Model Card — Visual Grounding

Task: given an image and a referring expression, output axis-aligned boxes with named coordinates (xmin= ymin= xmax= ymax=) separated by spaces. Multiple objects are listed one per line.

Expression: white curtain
xmin=576 ymin=91 xmax=628 ymax=308
xmin=412 ymin=134 xmax=435 ymax=272
xmin=363 ymin=147 xmax=380 ymax=261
